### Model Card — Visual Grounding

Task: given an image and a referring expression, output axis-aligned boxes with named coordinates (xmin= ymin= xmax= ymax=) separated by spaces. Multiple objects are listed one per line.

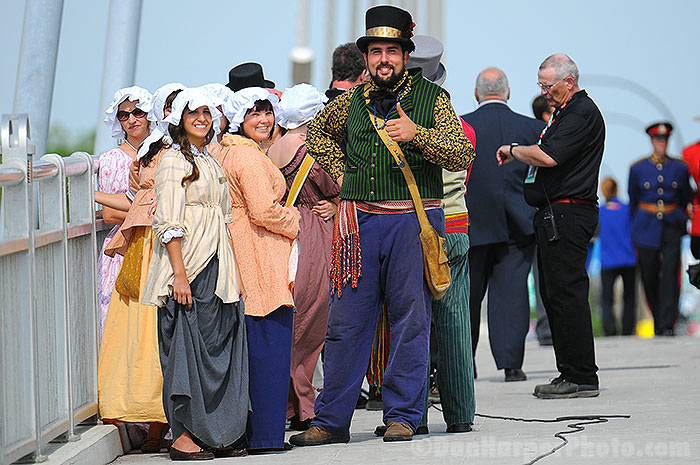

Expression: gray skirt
xmin=158 ymin=256 xmax=249 ymax=448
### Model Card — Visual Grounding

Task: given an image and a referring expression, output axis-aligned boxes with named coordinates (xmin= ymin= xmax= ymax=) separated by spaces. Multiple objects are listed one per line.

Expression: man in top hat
xmin=628 ymin=122 xmax=690 ymax=336
xmin=463 ymin=67 xmax=545 ymax=383
xmin=290 ymin=5 xmax=474 ymax=445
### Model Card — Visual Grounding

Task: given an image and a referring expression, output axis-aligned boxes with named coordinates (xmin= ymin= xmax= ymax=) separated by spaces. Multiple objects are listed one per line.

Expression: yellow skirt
xmin=97 ymin=227 xmax=167 ymax=423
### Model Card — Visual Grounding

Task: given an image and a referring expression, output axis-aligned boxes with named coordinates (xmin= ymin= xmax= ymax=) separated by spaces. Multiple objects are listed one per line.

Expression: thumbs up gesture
xmin=385 ymin=102 xmax=417 ymax=142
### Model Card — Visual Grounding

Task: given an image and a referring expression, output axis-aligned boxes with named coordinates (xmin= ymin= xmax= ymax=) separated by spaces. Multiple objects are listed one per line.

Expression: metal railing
xmin=0 ymin=114 xmax=110 ymax=464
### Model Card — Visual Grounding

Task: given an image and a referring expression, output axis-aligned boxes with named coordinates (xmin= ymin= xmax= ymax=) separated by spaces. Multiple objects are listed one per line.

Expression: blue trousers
xmin=312 ymin=209 xmax=444 ymax=435
xmin=245 ymin=306 xmax=293 ymax=449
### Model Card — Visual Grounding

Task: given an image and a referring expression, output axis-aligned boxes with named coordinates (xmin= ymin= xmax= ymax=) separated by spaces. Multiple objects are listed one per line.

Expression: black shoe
xmin=366 ymin=399 xmax=383 ymax=411
xmin=355 ymin=392 xmax=369 ymax=409
xmin=366 ymin=384 xmax=383 ymax=411
xmin=289 ymin=415 xmax=312 ymax=431
xmin=538 ymin=337 xmax=554 ymax=346
xmin=504 ymin=368 xmax=527 ymax=382
xmin=446 ymin=423 xmax=472 ymax=433
xmin=169 ymin=447 xmax=215 ymax=461
xmin=533 ymin=378 xmax=599 ymax=399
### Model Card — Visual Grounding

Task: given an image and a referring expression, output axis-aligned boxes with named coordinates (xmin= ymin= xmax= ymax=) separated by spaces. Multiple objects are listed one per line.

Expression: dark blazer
xmin=462 ymin=102 xmax=545 ymax=247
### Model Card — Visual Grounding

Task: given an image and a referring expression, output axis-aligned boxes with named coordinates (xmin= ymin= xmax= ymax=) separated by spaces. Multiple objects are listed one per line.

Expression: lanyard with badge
xmin=524 ymin=101 xmax=567 ymax=184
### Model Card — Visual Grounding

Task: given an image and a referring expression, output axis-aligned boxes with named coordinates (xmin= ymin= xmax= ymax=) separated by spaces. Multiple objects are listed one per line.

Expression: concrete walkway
xmin=102 ymin=335 xmax=699 ymax=465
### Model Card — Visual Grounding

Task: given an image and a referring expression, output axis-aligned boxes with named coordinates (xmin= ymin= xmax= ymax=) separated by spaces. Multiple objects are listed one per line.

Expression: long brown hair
xmin=140 ymin=89 xmax=183 ymax=167
xmin=168 ymin=108 xmax=215 ymax=187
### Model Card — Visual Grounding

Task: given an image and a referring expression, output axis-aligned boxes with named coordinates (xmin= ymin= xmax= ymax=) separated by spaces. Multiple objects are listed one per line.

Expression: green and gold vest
xmin=341 ymin=69 xmax=444 ymax=201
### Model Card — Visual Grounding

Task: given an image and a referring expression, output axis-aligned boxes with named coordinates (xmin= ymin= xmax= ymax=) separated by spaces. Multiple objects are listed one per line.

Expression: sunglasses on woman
xmin=117 ymin=108 xmax=147 ymax=121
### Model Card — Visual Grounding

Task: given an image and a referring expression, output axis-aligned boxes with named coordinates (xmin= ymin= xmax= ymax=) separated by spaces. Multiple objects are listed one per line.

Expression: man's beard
xmin=370 ymin=64 xmax=405 ymax=89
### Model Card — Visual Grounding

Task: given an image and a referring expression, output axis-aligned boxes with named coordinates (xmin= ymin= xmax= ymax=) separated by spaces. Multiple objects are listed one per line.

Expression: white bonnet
xmin=228 ymin=87 xmax=280 ymax=132
xmin=149 ymin=83 xmax=186 ymax=125
xmin=200 ymin=83 xmax=237 ymax=128
xmin=163 ymin=87 xmax=223 ymax=135
xmin=278 ymin=83 xmax=327 ymax=129
xmin=136 ymin=84 xmax=187 ymax=160
xmin=103 ymin=86 xmax=153 ymax=139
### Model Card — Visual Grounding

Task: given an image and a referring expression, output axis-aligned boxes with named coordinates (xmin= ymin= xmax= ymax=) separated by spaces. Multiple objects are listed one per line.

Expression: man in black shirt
xmin=496 ymin=53 xmax=604 ymax=399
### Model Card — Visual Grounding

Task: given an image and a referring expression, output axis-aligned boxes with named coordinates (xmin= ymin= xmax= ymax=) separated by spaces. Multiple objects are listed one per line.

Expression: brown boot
xmin=289 ymin=425 xmax=350 ymax=446
xmin=383 ymin=422 xmax=413 ymax=442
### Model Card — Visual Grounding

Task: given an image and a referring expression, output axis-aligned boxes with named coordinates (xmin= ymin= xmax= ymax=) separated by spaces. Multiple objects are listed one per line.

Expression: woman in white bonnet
xmin=142 ymin=87 xmax=248 ymax=460
xmin=97 ymin=84 xmax=183 ymax=454
xmin=95 ymin=86 xmax=152 ymax=340
xmin=267 ymin=84 xmax=339 ymax=431
xmin=209 ymin=87 xmax=300 ymax=453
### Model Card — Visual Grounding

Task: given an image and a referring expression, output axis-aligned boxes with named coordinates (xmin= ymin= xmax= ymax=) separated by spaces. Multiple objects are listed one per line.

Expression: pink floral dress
xmin=97 ymin=147 xmax=133 ymax=341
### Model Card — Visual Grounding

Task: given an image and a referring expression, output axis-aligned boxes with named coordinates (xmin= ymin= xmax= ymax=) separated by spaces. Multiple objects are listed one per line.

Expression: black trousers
xmin=637 ymin=221 xmax=684 ymax=334
xmin=600 ymin=266 xmax=636 ymax=336
xmin=534 ymin=204 xmax=599 ymax=386
xmin=468 ymin=237 xmax=535 ymax=370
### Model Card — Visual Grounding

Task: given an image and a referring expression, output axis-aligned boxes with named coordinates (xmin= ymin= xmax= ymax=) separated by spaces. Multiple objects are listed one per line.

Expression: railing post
xmin=1 ymin=115 xmax=46 ymax=463
xmin=68 ymin=152 xmax=99 ymax=401
xmin=40 ymin=154 xmax=79 ymax=443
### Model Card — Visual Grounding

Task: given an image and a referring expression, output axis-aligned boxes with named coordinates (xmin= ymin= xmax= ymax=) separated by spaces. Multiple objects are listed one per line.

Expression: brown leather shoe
xmin=383 ymin=422 xmax=414 ymax=442
xmin=289 ymin=425 xmax=350 ymax=446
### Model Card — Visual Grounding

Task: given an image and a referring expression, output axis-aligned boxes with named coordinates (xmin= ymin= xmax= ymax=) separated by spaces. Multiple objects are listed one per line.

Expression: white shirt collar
xmin=477 ymin=99 xmax=508 ymax=108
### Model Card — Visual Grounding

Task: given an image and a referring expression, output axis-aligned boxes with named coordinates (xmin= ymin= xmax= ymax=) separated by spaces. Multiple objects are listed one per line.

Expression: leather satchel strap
xmin=285 ymin=153 xmax=315 ymax=207
xmin=366 ymin=108 xmax=433 ymax=234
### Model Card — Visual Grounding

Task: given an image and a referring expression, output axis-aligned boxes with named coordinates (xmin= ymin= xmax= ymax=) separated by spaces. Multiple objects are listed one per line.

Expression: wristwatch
xmin=510 ymin=143 xmax=518 ymax=158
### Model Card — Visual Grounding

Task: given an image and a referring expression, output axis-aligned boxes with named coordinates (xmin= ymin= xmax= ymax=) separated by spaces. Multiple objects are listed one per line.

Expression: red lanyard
xmin=538 ymin=101 xmax=567 ymax=144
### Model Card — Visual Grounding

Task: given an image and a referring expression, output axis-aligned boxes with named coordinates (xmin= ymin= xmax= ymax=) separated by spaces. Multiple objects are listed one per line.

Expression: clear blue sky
xmin=1 ymin=0 xmax=699 ymax=198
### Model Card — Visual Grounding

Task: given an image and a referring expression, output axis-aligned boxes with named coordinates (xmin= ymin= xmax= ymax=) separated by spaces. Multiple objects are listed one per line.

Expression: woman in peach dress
xmin=209 ymin=86 xmax=300 ymax=453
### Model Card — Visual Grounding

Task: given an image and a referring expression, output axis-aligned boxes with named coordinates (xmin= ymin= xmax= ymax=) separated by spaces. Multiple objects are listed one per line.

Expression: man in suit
xmin=462 ymin=68 xmax=545 ymax=382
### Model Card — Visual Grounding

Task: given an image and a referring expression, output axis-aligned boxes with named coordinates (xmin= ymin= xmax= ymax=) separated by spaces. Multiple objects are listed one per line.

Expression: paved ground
xmin=109 ymin=335 xmax=700 ymax=465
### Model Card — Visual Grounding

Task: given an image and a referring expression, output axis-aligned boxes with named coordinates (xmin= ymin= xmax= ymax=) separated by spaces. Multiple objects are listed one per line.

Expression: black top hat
xmin=356 ymin=5 xmax=415 ymax=53
xmin=226 ymin=62 xmax=275 ymax=92
xmin=646 ymin=121 xmax=673 ymax=137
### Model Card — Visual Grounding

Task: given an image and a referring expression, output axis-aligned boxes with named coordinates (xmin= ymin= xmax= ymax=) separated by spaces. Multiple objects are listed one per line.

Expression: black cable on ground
xmin=431 ymin=404 xmax=631 ymax=465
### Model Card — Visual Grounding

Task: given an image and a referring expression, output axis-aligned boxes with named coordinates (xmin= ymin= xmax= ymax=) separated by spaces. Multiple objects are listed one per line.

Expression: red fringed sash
xmin=330 ymin=200 xmax=362 ymax=297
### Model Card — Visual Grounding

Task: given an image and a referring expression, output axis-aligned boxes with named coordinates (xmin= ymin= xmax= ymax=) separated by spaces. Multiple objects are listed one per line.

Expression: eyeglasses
xmin=116 ymin=108 xmax=147 ymax=121
xmin=537 ymin=79 xmax=564 ymax=93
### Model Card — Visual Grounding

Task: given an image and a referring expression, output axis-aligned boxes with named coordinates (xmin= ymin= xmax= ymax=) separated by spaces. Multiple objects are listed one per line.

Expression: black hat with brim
xmin=646 ymin=121 xmax=673 ymax=137
xmin=227 ymin=62 xmax=275 ymax=92
xmin=356 ymin=5 xmax=415 ymax=53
